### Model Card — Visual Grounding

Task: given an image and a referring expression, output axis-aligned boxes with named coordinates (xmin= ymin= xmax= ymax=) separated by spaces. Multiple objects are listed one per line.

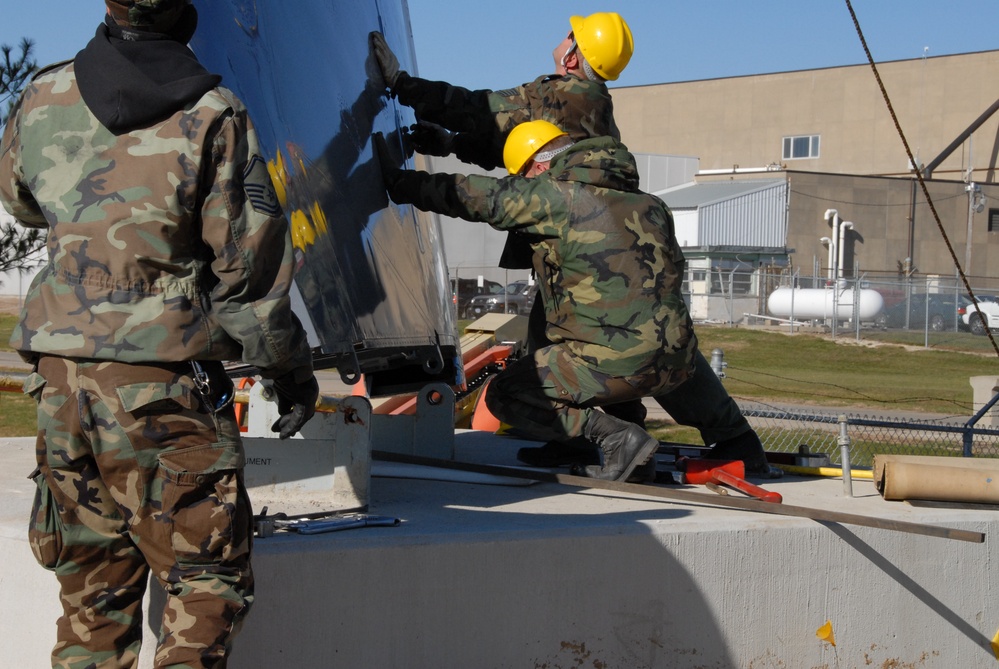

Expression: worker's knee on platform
xmin=483 ymin=379 xmax=509 ymax=422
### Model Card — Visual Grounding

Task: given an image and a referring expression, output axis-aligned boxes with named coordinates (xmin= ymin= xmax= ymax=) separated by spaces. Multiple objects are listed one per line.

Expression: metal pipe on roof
xmin=825 ymin=210 xmax=840 ymax=282
xmin=820 ymin=237 xmax=833 ymax=282
xmin=838 ymin=222 xmax=854 ymax=279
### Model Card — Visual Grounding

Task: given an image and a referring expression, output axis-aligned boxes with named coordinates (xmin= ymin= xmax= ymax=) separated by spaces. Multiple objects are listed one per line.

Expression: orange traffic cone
xmin=471 ymin=376 xmax=504 ymax=433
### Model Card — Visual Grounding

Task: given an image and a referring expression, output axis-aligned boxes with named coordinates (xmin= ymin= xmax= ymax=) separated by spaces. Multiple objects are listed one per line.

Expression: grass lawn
xmin=0 ymin=312 xmax=15 ymax=350
xmin=0 ymin=392 xmax=35 ymax=438
xmin=1 ymin=313 xmax=35 ymax=437
xmin=2 ymin=315 xmax=997 ymax=438
xmin=696 ymin=326 xmax=992 ymax=416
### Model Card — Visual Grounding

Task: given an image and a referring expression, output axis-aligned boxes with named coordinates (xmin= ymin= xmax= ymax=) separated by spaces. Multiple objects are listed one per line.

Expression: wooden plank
xmin=372 ymin=450 xmax=986 ymax=544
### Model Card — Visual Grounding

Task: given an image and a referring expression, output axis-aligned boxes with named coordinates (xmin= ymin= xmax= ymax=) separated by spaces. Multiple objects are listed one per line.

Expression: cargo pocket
xmin=28 ymin=470 xmax=65 ymax=571
xmin=22 ymin=371 xmax=47 ymax=402
xmin=158 ymin=443 xmax=246 ymax=567
xmin=547 ymin=348 xmax=589 ymax=405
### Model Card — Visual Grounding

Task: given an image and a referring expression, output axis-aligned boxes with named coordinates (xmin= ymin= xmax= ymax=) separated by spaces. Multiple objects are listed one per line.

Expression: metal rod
xmin=964 ymin=389 xmax=999 ymax=456
xmin=372 ymin=451 xmax=984 ymax=544
xmin=838 ymin=414 xmax=853 ymax=497
xmin=923 ymin=97 xmax=999 ymax=179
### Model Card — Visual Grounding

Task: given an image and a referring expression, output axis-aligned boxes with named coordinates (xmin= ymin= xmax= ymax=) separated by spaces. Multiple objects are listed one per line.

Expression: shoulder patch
xmin=243 ymin=154 xmax=282 ymax=217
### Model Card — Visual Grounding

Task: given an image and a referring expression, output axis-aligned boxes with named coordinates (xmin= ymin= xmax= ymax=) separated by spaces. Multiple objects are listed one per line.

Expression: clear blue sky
xmin=3 ymin=2 xmax=998 ymax=92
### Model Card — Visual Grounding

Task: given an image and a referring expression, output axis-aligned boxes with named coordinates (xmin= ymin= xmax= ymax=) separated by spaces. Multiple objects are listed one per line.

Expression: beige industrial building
xmin=611 ymin=50 xmax=999 ymax=293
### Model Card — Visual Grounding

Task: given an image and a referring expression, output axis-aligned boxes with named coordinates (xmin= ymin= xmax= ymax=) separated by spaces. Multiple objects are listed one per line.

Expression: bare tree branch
xmin=1 ymin=37 xmax=45 ymax=286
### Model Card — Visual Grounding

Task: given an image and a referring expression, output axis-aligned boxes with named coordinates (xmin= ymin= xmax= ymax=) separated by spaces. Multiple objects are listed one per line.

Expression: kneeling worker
xmin=379 ymin=120 xmax=708 ymax=482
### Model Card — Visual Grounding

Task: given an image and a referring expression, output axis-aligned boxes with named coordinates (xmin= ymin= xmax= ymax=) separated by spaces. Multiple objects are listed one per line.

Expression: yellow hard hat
xmin=503 ymin=120 xmax=568 ymax=175
xmin=569 ymin=12 xmax=634 ymax=81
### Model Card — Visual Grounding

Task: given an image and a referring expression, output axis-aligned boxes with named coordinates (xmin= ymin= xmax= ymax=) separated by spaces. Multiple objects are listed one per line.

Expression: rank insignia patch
xmin=243 ymin=154 xmax=282 ymax=217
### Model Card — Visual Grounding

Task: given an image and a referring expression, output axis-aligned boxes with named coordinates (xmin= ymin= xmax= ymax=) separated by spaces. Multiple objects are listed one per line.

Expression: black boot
xmin=517 ymin=402 xmax=646 ymax=468
xmin=580 ymin=411 xmax=661 ymax=482
xmin=626 ymin=456 xmax=658 ymax=484
xmin=517 ymin=437 xmax=600 ymax=467
xmin=603 ymin=399 xmax=648 ymax=429
xmin=574 ymin=455 xmax=658 ymax=483
xmin=706 ymin=429 xmax=782 ymax=479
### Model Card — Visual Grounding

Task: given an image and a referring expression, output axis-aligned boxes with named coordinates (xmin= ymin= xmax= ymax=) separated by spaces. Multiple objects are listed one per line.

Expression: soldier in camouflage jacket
xmin=372 ymin=19 xmax=776 ymax=478
xmin=380 ymin=124 xmax=692 ymax=482
xmin=371 ymin=14 xmax=624 ymax=271
xmin=370 ymin=19 xmax=621 ymax=172
xmin=0 ymin=1 xmax=318 ymax=666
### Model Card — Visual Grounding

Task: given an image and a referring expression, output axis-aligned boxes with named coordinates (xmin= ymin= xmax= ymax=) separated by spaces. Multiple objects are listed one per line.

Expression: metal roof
xmin=657 ymin=179 xmax=786 ymax=209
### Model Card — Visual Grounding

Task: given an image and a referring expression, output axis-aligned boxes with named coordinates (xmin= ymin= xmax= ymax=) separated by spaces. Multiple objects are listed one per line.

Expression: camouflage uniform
xmin=1 ymin=69 xmax=309 ymax=373
xmin=395 ymin=72 xmax=755 ymax=448
xmin=394 ymin=72 xmax=619 ymax=171
xmin=25 ymin=356 xmax=252 ymax=669
xmin=386 ymin=136 xmax=697 ymax=439
xmin=1 ymin=13 xmax=311 ymax=668
xmin=395 ymin=72 xmax=618 ymax=270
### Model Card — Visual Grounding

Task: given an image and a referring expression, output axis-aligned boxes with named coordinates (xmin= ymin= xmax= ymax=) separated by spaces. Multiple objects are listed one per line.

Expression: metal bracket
xmin=242 ymin=383 xmax=372 ymax=517
xmin=370 ymin=381 xmax=456 ymax=460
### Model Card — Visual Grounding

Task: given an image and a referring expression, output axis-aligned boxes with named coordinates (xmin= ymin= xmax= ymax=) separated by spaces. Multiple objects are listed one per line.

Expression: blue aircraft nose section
xmin=190 ymin=1 xmax=461 ymax=395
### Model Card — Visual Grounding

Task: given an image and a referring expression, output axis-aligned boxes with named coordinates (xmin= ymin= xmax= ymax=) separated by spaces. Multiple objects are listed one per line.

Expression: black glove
xmin=369 ymin=31 xmax=403 ymax=91
xmin=372 ymin=131 xmax=405 ymax=195
xmin=407 ymin=121 xmax=454 ymax=157
xmin=269 ymin=367 xmax=319 ymax=439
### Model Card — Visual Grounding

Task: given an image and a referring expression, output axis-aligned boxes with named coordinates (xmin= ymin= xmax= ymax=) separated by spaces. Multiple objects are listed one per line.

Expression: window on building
xmin=782 ymin=134 xmax=820 ymax=160
xmin=989 ymin=208 xmax=999 ymax=232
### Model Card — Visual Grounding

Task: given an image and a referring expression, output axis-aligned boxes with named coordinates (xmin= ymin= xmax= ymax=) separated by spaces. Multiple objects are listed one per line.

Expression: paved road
xmin=0 ymin=351 xmax=28 ymax=371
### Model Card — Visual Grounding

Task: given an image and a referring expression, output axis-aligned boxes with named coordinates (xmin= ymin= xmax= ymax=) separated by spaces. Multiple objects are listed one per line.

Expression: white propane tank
xmin=767 ymin=286 xmax=884 ymax=320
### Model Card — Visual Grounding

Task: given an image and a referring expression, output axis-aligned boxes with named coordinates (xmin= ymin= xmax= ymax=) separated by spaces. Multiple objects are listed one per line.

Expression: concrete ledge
xmin=2 ymin=434 xmax=997 ymax=668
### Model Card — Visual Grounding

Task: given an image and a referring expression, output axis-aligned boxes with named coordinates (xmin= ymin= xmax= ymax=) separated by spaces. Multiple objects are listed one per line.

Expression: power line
xmin=844 ymin=0 xmax=999 ymax=358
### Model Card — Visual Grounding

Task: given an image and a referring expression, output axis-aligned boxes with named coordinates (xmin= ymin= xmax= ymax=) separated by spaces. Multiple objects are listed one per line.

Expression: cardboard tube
xmin=875 ymin=455 xmax=999 ymax=503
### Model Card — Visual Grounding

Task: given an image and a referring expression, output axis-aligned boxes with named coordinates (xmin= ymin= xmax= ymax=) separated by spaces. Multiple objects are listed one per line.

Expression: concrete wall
xmin=605 ymin=51 xmax=999 ymax=284
xmin=4 ymin=434 xmax=997 ymax=669
xmin=782 ymin=171 xmax=999 ymax=283
xmin=611 ymin=50 xmax=999 ymax=181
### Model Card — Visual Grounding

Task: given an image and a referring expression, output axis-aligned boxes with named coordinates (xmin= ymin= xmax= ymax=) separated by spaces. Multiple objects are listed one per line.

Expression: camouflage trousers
xmin=25 ymin=355 xmax=254 ymax=669
xmin=485 ymin=343 xmax=695 ymax=441
xmin=651 ymin=349 xmax=751 ymax=445
xmin=524 ymin=298 xmax=750 ymax=444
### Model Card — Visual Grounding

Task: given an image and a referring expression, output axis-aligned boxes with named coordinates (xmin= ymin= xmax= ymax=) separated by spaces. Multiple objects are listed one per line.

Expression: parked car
xmin=874 ymin=293 xmax=971 ymax=331
xmin=962 ymin=298 xmax=999 ymax=336
xmin=466 ymin=280 xmax=536 ymax=317
xmin=451 ymin=277 xmax=503 ymax=319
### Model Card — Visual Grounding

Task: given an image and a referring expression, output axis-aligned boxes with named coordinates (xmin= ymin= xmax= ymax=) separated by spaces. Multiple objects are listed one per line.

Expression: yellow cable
xmin=776 ymin=464 xmax=874 ymax=480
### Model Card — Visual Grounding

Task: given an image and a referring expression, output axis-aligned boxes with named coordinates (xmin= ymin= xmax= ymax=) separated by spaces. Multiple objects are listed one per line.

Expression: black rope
xmin=844 ymin=0 xmax=999 ymax=357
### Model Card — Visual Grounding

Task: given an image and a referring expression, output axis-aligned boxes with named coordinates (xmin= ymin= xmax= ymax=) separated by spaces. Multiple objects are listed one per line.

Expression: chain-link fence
xmin=460 ymin=262 xmax=999 ymax=349
xmin=693 ymin=264 xmax=999 ymax=348
xmin=450 ymin=262 xmax=999 ymax=470
xmin=449 ymin=266 xmax=534 ymax=319
xmin=743 ymin=405 xmax=999 ymax=469
xmin=681 ymin=264 xmax=999 ymax=468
